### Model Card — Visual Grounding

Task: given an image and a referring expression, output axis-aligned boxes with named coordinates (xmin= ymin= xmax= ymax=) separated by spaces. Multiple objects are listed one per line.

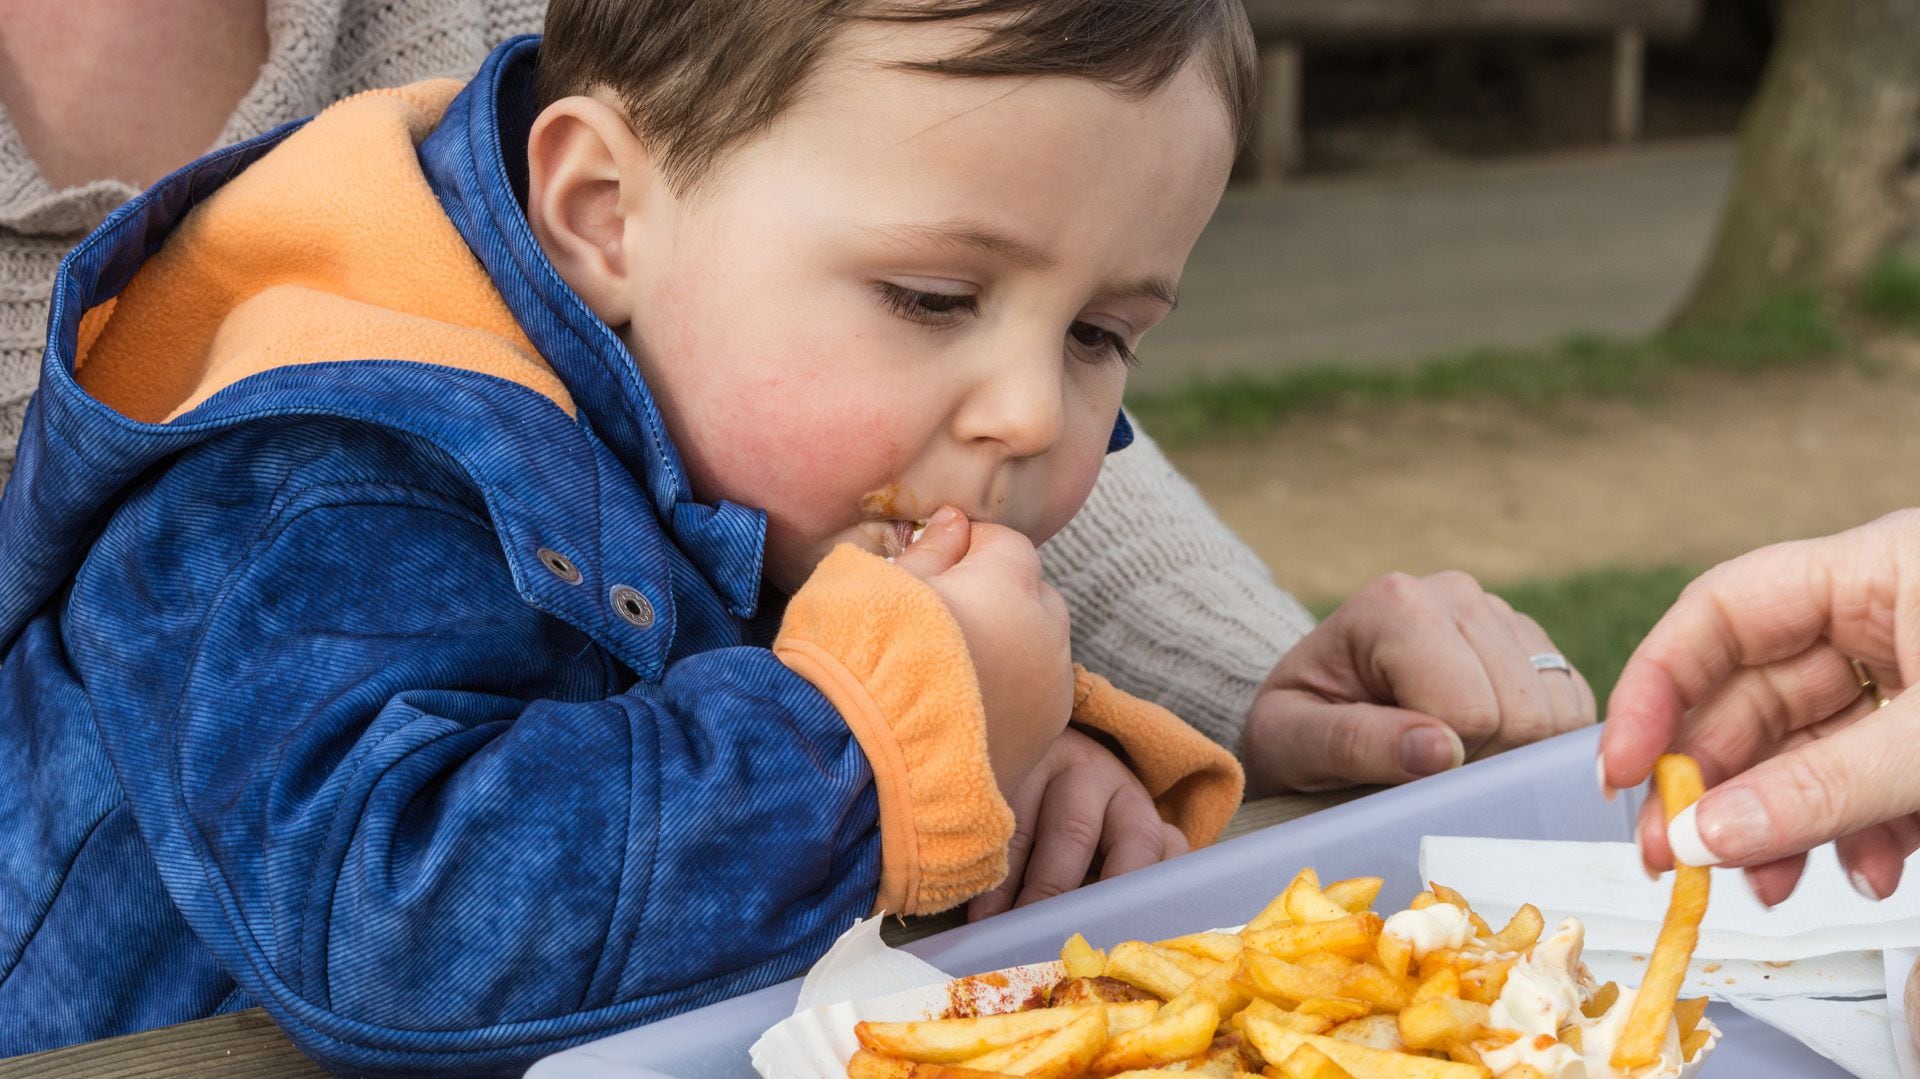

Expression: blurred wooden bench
xmin=1243 ymin=0 xmax=1706 ymax=180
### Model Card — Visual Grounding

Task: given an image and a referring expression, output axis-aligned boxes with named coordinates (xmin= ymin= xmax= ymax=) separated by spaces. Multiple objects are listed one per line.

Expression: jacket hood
xmin=72 ymin=80 xmax=574 ymax=425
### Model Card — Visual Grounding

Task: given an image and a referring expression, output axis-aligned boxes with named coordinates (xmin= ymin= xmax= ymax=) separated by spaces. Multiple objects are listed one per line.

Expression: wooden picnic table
xmin=0 ymin=789 xmax=1365 ymax=1078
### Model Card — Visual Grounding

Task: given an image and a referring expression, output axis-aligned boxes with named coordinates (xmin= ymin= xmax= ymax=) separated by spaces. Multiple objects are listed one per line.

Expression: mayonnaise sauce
xmin=1381 ymin=902 xmax=1474 ymax=958
xmin=1474 ymin=918 xmax=1692 ymax=1078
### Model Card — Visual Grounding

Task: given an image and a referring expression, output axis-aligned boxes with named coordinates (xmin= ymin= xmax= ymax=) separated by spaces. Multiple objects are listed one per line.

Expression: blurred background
xmin=1140 ymin=0 xmax=1920 ymax=698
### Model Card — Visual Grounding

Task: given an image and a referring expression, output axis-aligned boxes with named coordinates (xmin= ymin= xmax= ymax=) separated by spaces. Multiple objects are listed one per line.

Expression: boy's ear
xmin=525 ymin=93 xmax=658 ymax=325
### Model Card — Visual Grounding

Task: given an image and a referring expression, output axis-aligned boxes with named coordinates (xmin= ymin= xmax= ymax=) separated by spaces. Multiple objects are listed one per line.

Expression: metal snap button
xmin=609 ymin=584 xmax=654 ymax=629
xmin=536 ymin=547 xmax=582 ymax=585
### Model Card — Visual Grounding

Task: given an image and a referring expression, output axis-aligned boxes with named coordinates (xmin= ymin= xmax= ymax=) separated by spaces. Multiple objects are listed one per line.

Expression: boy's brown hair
xmin=538 ymin=0 xmax=1256 ymax=193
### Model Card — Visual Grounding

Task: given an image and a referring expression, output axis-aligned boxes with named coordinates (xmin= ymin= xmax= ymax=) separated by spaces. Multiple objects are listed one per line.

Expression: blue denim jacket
xmin=0 ymin=38 xmax=978 ymax=1074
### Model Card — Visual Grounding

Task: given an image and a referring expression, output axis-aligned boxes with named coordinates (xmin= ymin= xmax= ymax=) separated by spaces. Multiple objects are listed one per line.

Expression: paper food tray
xmin=748 ymin=936 xmax=1720 ymax=1079
xmin=528 ymin=727 xmax=1847 ymax=1079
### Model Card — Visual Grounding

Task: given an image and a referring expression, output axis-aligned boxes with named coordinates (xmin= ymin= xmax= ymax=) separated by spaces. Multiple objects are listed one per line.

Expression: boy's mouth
xmin=878 ymin=518 xmax=929 ymax=559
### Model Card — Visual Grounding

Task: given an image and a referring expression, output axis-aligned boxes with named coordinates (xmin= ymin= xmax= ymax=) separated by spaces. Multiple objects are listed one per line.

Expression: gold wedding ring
xmin=1851 ymin=659 xmax=1893 ymax=709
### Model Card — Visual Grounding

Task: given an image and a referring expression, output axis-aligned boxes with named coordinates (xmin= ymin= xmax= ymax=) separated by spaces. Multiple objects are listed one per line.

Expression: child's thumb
xmin=891 ymin=506 xmax=969 ymax=580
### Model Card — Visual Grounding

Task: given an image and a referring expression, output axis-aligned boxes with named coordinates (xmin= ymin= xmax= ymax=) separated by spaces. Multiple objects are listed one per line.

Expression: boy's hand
xmin=894 ymin=507 xmax=1074 ymax=800
xmin=965 ymin=726 xmax=1188 ymax=921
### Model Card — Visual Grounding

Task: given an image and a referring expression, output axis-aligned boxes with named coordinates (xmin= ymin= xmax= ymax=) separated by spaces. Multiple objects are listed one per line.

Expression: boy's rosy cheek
xmin=713 ymin=398 xmax=905 ymax=504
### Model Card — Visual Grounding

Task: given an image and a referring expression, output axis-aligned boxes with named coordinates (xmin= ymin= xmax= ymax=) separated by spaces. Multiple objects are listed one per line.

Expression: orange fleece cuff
xmin=773 ymin=544 xmax=1013 ymax=916
xmin=1069 ymin=666 xmax=1245 ymax=849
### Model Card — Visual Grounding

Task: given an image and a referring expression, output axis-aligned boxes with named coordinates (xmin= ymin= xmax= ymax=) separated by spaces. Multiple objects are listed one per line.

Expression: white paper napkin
xmin=1889 ymin=949 xmax=1919 ymax=1079
xmin=1421 ymin=836 xmax=1920 ymax=1078
xmin=1420 ymin=839 xmax=1920 ymax=961
xmin=792 ymin=915 xmax=951 ymax=1014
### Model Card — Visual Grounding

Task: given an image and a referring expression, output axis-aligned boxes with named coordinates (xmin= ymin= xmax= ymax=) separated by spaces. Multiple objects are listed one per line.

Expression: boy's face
xmin=605 ymin=26 xmax=1235 ymax=593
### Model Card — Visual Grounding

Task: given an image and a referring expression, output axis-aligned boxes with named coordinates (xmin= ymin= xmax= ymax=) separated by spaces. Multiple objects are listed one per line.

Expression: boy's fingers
xmin=967 ymin=744 xmax=1054 ymax=922
xmin=891 ymin=506 xmax=968 ymax=580
xmin=1011 ymin=767 xmax=1112 ymax=910
xmin=1095 ymin=782 xmax=1169 ymax=881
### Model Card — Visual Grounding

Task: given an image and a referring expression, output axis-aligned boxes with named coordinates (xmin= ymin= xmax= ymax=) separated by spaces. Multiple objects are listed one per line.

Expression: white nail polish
xmin=1667 ymin=804 xmax=1724 ymax=867
xmin=1596 ymin=754 xmax=1617 ymax=803
xmin=1850 ymin=869 xmax=1881 ymax=901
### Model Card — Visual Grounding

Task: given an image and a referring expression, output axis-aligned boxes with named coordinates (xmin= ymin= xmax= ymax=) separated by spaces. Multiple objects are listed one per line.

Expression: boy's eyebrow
xmin=865 ymin=220 xmax=1180 ymax=309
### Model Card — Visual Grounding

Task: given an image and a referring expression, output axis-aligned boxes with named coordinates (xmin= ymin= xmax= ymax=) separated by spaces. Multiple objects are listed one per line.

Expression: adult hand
xmin=1600 ymin=511 xmax=1920 ymax=906
xmin=966 ymin=726 xmax=1187 ymax=921
xmin=1241 ymin=571 xmax=1596 ymax=796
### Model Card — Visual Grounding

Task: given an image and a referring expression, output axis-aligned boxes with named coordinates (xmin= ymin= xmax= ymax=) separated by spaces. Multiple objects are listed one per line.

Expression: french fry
xmin=1294 ymin=997 xmax=1372 ymax=1023
xmin=1106 ymin=941 xmax=1200 ymax=1000
xmin=1325 ymin=1014 xmax=1402 ymax=1051
xmin=1283 ymin=869 xmax=1352 ymax=924
xmin=1673 ymin=996 xmax=1708 ymax=1042
xmin=1161 ymin=957 xmax=1250 ymax=1023
xmin=1489 ymin=904 xmax=1543 ymax=954
xmin=1245 ymin=913 xmax=1384 ymax=962
xmin=1106 ymin=1000 xmax=1163 ymax=1035
xmin=1396 ymin=997 xmax=1490 ymax=1052
xmin=1246 ymin=890 xmax=1295 ymax=933
xmin=1062 ymin=933 xmax=1107 ymax=979
xmin=1456 ymin=958 xmax=1514 ymax=1006
xmin=1275 ymin=1043 xmax=1359 ymax=1079
xmin=1412 ymin=968 xmax=1460 ymax=1003
xmin=1425 ymin=884 xmax=1493 ymax=938
xmin=848 ymin=1049 xmax=1020 ymax=1079
xmin=1239 ymin=1015 xmax=1490 ymax=1079
xmin=1321 ymin=878 xmax=1384 ymax=914
xmin=1375 ymin=931 xmax=1413 ymax=979
xmin=857 ymin=1007 xmax=1096 ymax=1062
xmin=1612 ymin=754 xmax=1711 ymax=1071
xmin=1680 ymin=1027 xmax=1713 ymax=1062
xmin=1157 ymin=932 xmax=1244 ymax=964
xmin=1087 ymin=1001 xmax=1219 ymax=1077
xmin=1581 ymin=981 xmax=1621 ymax=1020
xmin=959 ymin=1009 xmax=1105 ymax=1079
xmin=1500 ymin=1067 xmax=1549 ymax=1079
xmin=1337 ymin=962 xmax=1415 ymax=1013
xmin=1235 ymin=949 xmax=1351 ymax=1004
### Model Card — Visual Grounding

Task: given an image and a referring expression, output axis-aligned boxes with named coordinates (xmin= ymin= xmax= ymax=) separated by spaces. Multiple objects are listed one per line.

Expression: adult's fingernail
xmin=928 ymin=505 xmax=960 ymax=529
xmin=1400 ymin=727 xmax=1463 ymax=777
xmin=1667 ymin=805 xmax=1720 ymax=867
xmin=1595 ymin=754 xmax=1617 ymax=803
xmin=1849 ymin=869 xmax=1878 ymax=900
xmin=1670 ymin=787 xmax=1771 ymax=866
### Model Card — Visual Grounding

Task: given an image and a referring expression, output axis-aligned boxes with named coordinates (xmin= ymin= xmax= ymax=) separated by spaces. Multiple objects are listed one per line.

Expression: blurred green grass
xmin=1860 ymin=253 xmax=1920 ymax=331
xmin=1129 ymin=292 xmax=1844 ymax=445
xmin=1310 ymin=563 xmax=1701 ymax=711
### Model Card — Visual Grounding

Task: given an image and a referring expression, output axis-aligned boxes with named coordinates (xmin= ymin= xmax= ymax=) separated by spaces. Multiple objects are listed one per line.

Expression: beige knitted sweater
xmin=0 ymin=0 xmax=1315 ymax=750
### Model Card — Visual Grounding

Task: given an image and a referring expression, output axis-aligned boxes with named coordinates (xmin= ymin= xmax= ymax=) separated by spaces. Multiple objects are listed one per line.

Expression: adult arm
xmin=1048 ymin=420 xmax=1594 ymax=796
xmin=1042 ymin=421 xmax=1315 ymax=749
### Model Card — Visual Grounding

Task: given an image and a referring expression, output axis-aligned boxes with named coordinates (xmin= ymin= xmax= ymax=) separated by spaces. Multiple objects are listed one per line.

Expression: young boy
xmin=0 ymin=0 xmax=1251 ymax=1072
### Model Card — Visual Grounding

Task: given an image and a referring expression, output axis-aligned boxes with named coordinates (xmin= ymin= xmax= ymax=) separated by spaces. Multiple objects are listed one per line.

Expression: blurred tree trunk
xmin=1673 ymin=0 xmax=1920 ymax=325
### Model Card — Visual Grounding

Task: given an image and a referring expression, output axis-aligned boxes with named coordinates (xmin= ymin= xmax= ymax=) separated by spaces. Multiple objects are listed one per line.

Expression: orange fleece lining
xmin=774 ymin=544 xmax=1013 ymax=916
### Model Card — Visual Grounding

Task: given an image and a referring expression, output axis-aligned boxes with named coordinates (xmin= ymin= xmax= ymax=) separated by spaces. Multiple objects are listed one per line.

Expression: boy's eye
xmin=1069 ymin=321 xmax=1140 ymax=369
xmin=877 ymin=282 xmax=977 ymax=322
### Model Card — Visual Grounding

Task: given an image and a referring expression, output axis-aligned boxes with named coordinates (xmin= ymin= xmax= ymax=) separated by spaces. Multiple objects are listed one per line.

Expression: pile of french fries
xmin=848 ymin=752 xmax=1717 ymax=1079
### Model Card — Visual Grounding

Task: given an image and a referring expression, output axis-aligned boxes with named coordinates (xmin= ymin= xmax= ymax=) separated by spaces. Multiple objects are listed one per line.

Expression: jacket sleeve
xmin=66 ymin=476 xmax=995 ymax=1076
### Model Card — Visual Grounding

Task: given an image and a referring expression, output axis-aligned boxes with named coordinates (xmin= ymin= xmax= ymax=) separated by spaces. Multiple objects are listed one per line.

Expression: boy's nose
xmin=951 ymin=343 xmax=1066 ymax=459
